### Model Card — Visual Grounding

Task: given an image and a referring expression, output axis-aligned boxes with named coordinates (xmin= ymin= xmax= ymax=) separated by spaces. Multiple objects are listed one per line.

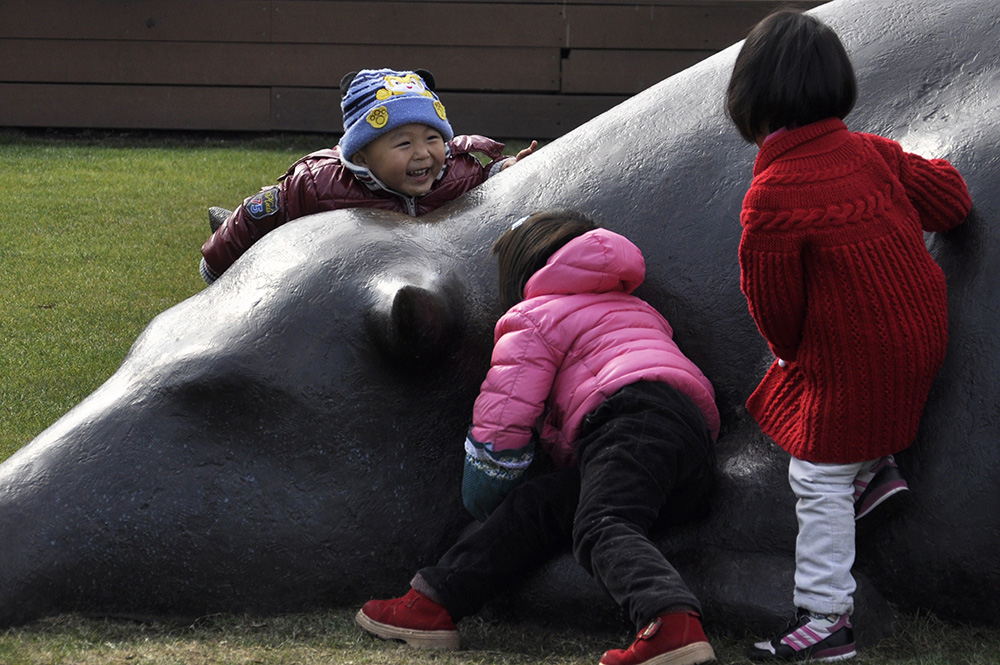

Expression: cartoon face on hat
xmin=376 ymin=73 xmax=434 ymax=100
xmin=339 ymin=68 xmax=455 ymax=161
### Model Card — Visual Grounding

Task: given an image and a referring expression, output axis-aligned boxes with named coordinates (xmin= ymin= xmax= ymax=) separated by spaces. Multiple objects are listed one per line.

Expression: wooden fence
xmin=2 ymin=0 xmax=824 ymax=140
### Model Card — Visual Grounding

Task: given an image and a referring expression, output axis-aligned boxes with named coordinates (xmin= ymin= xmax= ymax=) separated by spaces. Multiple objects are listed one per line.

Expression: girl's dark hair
xmin=492 ymin=209 xmax=599 ymax=311
xmin=726 ymin=9 xmax=857 ymax=143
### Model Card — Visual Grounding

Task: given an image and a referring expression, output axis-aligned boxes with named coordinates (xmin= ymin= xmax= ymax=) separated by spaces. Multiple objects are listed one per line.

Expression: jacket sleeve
xmin=471 ymin=311 xmax=561 ymax=452
xmin=448 ymin=135 xmax=511 ymax=181
xmin=868 ymin=135 xmax=972 ymax=233
xmin=738 ymin=220 xmax=807 ymax=361
xmin=462 ymin=310 xmax=560 ymax=520
xmin=200 ymin=185 xmax=290 ymax=280
xmin=462 ymin=430 xmax=534 ymax=522
xmin=200 ymin=150 xmax=338 ymax=280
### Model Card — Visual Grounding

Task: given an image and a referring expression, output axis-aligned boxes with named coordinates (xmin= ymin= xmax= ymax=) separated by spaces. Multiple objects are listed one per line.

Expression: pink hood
xmin=523 ymin=226 xmax=645 ymax=299
xmin=471 ymin=229 xmax=719 ymax=468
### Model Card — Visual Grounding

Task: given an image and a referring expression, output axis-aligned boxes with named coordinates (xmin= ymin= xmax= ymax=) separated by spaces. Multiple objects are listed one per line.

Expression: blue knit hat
xmin=338 ymin=68 xmax=454 ymax=160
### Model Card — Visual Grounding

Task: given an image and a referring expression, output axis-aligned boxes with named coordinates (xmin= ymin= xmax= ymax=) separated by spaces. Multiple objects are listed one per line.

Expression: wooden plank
xmin=446 ymin=92 xmax=629 ymax=139
xmin=549 ymin=0 xmax=823 ymax=4
xmin=0 ymin=82 xmax=624 ymax=138
xmin=274 ymin=0 xmax=824 ymax=6
xmin=271 ymin=44 xmax=561 ymax=91
xmin=2 ymin=0 xmax=827 ymax=44
xmin=1 ymin=0 xmax=269 ymax=41
xmin=271 ymin=1 xmax=564 ymax=47
xmin=0 ymin=40 xmax=272 ymax=87
xmin=0 ymin=0 xmax=830 ymax=138
xmin=272 ymin=87 xmax=343 ymax=133
xmin=0 ymin=83 xmax=271 ymax=131
xmin=0 ymin=82 xmax=617 ymax=139
xmin=563 ymin=3 xmax=797 ymax=49
xmin=533 ymin=0 xmax=824 ymax=5
xmin=0 ymin=40 xmax=560 ymax=92
xmin=562 ymin=49 xmax=712 ymax=95
xmin=271 ymin=0 xmax=825 ymax=50
xmin=272 ymin=87 xmax=628 ymax=139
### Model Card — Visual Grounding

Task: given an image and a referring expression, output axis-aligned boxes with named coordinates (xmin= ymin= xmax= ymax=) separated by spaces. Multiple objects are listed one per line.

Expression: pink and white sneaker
xmin=854 ymin=455 xmax=909 ymax=522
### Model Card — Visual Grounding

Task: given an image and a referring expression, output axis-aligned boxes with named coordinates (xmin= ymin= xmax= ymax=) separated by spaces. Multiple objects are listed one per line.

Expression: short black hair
xmin=726 ymin=9 xmax=857 ymax=143
xmin=492 ymin=209 xmax=599 ymax=311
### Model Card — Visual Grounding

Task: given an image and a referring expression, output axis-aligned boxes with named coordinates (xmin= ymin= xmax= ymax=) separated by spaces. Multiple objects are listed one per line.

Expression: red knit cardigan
xmin=739 ymin=118 xmax=971 ymax=463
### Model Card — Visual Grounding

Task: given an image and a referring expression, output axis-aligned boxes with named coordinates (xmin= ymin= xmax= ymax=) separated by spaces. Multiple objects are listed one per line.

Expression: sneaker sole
xmin=748 ymin=643 xmax=856 ymax=663
xmin=354 ymin=608 xmax=460 ymax=649
xmin=604 ymin=641 xmax=716 ymax=665
xmin=812 ymin=644 xmax=858 ymax=661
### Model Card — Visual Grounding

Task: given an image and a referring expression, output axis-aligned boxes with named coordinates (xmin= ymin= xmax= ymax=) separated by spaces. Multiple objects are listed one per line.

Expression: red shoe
xmin=355 ymin=588 xmax=460 ymax=649
xmin=600 ymin=612 xmax=716 ymax=665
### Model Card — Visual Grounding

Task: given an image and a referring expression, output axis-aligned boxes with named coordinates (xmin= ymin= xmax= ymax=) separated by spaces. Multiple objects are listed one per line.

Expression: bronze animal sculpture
xmin=1 ymin=0 xmax=996 ymax=645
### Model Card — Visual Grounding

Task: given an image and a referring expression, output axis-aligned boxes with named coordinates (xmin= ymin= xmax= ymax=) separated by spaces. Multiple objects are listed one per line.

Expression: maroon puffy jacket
xmin=201 ymin=134 xmax=507 ymax=280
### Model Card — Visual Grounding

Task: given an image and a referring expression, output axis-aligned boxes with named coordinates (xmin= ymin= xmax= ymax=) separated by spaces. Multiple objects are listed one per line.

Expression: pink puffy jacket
xmin=470 ymin=228 xmax=720 ymax=469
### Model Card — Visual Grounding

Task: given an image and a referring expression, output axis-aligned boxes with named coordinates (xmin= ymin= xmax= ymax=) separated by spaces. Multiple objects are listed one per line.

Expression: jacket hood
xmin=523 ymin=228 xmax=645 ymax=299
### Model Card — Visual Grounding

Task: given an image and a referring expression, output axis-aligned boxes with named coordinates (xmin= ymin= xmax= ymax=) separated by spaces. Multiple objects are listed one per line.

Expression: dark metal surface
xmin=0 ymin=0 xmax=996 ymax=640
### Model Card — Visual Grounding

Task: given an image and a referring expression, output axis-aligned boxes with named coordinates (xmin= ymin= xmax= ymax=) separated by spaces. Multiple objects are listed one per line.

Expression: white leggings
xmin=788 ymin=456 xmax=881 ymax=615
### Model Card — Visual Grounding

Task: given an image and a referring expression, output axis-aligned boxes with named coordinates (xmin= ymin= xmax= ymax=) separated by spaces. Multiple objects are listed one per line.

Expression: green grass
xmin=0 ymin=129 xmax=331 ymax=459
xmin=1 ymin=609 xmax=1000 ymax=665
xmin=1 ymin=129 xmax=998 ymax=663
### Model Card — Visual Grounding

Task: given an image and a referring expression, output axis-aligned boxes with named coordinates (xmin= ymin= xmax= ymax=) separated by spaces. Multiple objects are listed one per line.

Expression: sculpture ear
xmin=366 ymin=280 xmax=462 ymax=369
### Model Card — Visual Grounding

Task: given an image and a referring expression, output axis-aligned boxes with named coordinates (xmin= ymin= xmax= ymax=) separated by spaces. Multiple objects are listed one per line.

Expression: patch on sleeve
xmin=243 ymin=186 xmax=281 ymax=220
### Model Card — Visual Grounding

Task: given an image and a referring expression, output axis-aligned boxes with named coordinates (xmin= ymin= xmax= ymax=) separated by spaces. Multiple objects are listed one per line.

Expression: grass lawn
xmin=0 ymin=129 xmax=998 ymax=664
xmin=0 ymin=129 xmax=329 ymax=459
xmin=2 ymin=608 xmax=1000 ymax=665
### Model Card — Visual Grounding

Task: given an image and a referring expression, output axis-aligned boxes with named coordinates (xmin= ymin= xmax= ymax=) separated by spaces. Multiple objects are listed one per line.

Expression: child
xmin=355 ymin=210 xmax=721 ymax=665
xmin=725 ymin=9 xmax=972 ymax=662
xmin=199 ymin=68 xmax=537 ymax=284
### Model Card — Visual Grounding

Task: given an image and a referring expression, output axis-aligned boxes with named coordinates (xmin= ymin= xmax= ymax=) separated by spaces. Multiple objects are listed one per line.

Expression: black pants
xmin=415 ymin=381 xmax=716 ymax=628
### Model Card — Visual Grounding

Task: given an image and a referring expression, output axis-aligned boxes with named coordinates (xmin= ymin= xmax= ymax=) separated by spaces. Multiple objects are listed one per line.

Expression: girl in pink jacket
xmin=356 ymin=210 xmax=721 ymax=665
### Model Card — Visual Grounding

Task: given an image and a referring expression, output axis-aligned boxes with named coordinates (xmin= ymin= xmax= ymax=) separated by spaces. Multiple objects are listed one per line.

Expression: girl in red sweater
xmin=726 ymin=9 xmax=971 ymax=662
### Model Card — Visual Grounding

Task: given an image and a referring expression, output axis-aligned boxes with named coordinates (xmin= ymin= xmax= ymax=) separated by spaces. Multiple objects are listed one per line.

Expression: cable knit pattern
xmin=739 ymin=118 xmax=971 ymax=463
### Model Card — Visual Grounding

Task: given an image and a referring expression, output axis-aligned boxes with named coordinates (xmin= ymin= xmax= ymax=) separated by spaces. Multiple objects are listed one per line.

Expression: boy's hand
xmin=501 ymin=140 xmax=539 ymax=169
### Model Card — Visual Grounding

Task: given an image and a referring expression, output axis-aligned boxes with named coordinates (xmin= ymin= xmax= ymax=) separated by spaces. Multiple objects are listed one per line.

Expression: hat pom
xmin=340 ymin=71 xmax=359 ymax=97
